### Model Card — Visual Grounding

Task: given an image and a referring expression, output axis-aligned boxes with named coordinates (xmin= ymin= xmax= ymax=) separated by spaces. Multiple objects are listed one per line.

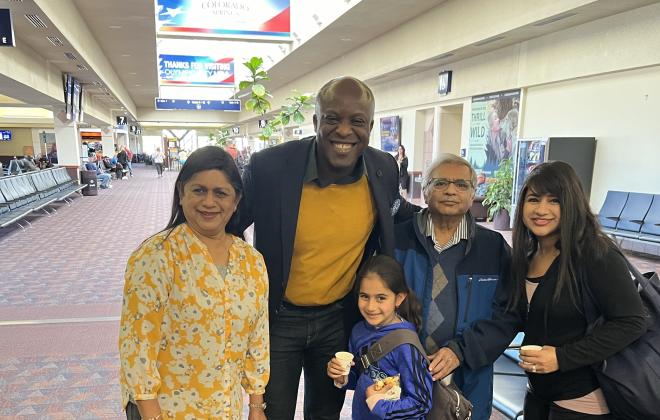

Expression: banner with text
xmin=159 ymin=54 xmax=234 ymax=87
xmin=468 ymin=89 xmax=520 ymax=177
xmin=157 ymin=0 xmax=290 ymax=40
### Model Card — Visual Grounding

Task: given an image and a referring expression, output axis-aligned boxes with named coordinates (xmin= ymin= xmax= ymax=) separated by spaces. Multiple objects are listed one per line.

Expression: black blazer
xmin=239 ymin=137 xmax=418 ymax=318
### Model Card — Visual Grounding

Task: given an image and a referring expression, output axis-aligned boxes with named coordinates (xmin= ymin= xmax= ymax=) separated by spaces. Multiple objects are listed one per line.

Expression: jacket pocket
xmin=456 ymin=274 xmax=499 ymax=333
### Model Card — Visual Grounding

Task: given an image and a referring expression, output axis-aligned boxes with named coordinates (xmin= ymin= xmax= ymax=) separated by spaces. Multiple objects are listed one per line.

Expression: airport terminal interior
xmin=0 ymin=0 xmax=659 ymax=418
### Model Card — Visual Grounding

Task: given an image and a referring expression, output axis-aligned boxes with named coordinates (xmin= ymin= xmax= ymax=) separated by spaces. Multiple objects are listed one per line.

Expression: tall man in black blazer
xmin=239 ymin=76 xmax=418 ymax=419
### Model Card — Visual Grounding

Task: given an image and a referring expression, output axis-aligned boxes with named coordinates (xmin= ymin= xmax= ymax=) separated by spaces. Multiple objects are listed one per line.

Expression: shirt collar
xmin=425 ymin=211 xmax=470 ymax=253
xmin=304 ymin=140 xmax=366 ymax=187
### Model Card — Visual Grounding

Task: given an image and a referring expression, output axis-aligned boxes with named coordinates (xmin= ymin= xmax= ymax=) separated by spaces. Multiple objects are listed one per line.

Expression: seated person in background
xmin=22 ymin=156 xmax=39 ymax=172
xmin=85 ymin=155 xmax=112 ymax=189
xmin=475 ymin=172 xmax=488 ymax=197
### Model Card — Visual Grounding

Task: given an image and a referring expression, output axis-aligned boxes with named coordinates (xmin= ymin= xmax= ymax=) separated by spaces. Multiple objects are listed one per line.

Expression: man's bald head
xmin=315 ymin=77 xmax=375 ymax=118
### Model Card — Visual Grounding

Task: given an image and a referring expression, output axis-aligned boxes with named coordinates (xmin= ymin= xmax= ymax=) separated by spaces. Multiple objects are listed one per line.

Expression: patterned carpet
xmin=0 ymin=164 xmax=656 ymax=419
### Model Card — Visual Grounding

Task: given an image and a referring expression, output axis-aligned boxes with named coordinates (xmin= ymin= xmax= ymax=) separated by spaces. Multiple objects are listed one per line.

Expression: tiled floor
xmin=0 ymin=164 xmax=656 ymax=419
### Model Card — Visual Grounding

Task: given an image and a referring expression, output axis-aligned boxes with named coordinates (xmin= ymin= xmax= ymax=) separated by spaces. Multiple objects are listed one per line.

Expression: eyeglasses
xmin=427 ymin=178 xmax=473 ymax=192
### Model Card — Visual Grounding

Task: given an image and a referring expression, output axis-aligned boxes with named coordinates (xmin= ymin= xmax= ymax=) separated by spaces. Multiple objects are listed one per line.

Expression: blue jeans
xmin=98 ymin=172 xmax=111 ymax=188
xmin=265 ymin=301 xmax=347 ymax=420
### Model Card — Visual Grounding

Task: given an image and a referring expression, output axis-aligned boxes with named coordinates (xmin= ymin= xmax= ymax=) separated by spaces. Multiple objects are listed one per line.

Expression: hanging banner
xmin=156 ymin=0 xmax=290 ymax=40
xmin=468 ymin=89 xmax=520 ymax=177
xmin=159 ymin=54 xmax=234 ymax=86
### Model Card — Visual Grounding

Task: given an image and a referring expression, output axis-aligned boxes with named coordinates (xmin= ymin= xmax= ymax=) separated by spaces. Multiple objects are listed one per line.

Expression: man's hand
xmin=428 ymin=347 xmax=460 ymax=381
xmin=519 ymin=345 xmax=559 ymax=374
xmin=327 ymin=357 xmax=352 ymax=381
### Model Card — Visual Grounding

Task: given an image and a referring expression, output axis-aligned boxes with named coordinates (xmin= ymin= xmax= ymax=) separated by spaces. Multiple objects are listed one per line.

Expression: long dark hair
xmin=163 ymin=145 xmax=244 ymax=237
xmin=511 ymin=161 xmax=615 ymax=308
xmin=356 ymin=255 xmax=423 ymax=332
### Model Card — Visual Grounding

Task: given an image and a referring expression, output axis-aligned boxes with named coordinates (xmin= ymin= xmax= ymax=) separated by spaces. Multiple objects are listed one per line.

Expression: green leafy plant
xmin=264 ymin=92 xmax=314 ymax=139
xmin=209 ymin=129 xmax=230 ymax=147
xmin=482 ymin=157 xmax=513 ymax=221
xmin=239 ymin=57 xmax=272 ymax=116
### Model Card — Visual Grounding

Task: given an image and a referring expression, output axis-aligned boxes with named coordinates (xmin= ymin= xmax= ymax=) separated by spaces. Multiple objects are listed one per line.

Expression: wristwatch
xmin=248 ymin=402 xmax=267 ymax=410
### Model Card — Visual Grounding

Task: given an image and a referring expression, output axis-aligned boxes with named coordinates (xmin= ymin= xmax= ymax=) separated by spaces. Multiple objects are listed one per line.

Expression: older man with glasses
xmin=394 ymin=153 xmax=519 ymax=420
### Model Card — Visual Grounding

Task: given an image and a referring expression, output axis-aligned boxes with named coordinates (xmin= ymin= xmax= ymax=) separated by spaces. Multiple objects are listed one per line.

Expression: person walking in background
xmin=510 ymin=161 xmax=646 ymax=419
xmin=394 ymin=154 xmax=515 ymax=420
xmin=239 ymin=76 xmax=418 ymax=419
xmin=119 ymin=146 xmax=269 ymax=420
xmin=397 ymin=145 xmax=409 ymax=198
xmin=123 ymin=145 xmax=134 ymax=177
xmin=117 ymin=147 xmax=129 ymax=179
xmin=153 ymin=147 xmax=164 ymax=177
xmin=327 ymin=255 xmax=433 ymax=420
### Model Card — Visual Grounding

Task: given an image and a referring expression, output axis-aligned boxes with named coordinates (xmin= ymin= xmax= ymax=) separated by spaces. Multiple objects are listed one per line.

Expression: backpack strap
xmin=359 ymin=329 xmax=426 ymax=371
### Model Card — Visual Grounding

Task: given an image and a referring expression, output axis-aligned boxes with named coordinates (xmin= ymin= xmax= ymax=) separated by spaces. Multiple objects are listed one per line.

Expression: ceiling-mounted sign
xmin=155 ymin=98 xmax=241 ymax=112
xmin=156 ymin=0 xmax=290 ymax=40
xmin=0 ymin=9 xmax=15 ymax=47
xmin=158 ymin=54 xmax=234 ymax=87
xmin=258 ymin=119 xmax=268 ymax=128
xmin=116 ymin=116 xmax=128 ymax=126
xmin=0 ymin=130 xmax=12 ymax=141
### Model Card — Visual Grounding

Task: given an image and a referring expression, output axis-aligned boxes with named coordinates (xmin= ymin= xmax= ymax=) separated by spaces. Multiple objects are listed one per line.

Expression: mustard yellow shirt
xmin=119 ymin=223 xmax=269 ymax=419
xmin=285 ymin=175 xmax=375 ymax=305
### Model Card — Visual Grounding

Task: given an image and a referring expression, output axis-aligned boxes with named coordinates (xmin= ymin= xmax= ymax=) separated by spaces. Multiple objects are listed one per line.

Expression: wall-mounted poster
xmin=468 ymin=89 xmax=520 ymax=177
xmin=156 ymin=0 xmax=290 ymax=40
xmin=159 ymin=54 xmax=234 ymax=86
xmin=380 ymin=116 xmax=401 ymax=153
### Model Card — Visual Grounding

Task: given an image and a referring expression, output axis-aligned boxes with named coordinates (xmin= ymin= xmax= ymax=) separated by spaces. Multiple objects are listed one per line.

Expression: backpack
xmin=359 ymin=329 xmax=473 ymax=420
xmin=582 ymin=254 xmax=660 ymax=420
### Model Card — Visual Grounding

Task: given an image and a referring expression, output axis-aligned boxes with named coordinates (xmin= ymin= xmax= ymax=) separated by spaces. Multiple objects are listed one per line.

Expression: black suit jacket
xmin=239 ymin=137 xmax=418 ymax=318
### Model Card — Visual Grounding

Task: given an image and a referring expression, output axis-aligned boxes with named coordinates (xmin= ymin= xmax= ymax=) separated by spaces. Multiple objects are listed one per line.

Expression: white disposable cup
xmin=520 ymin=345 xmax=543 ymax=352
xmin=335 ymin=351 xmax=354 ymax=375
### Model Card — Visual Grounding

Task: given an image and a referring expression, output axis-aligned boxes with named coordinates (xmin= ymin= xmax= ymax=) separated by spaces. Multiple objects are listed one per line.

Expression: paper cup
xmin=520 ymin=345 xmax=543 ymax=352
xmin=335 ymin=351 xmax=354 ymax=374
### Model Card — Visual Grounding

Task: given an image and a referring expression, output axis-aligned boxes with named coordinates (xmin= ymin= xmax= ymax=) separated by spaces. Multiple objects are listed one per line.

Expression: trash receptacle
xmin=80 ymin=170 xmax=98 ymax=196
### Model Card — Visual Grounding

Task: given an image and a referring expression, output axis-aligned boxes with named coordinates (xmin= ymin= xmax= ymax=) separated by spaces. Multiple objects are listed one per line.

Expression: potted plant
xmin=482 ymin=157 xmax=513 ymax=230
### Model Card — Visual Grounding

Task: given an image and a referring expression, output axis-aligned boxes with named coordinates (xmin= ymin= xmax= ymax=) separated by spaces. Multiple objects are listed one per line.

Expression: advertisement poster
xmin=157 ymin=0 xmax=290 ymax=39
xmin=468 ymin=89 xmax=520 ymax=177
xmin=380 ymin=116 xmax=401 ymax=153
xmin=159 ymin=54 xmax=234 ymax=86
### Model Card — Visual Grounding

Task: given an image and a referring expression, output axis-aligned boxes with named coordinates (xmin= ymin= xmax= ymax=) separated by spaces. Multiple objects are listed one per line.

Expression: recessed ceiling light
xmin=340 ymin=38 xmax=352 ymax=42
xmin=135 ymin=84 xmax=141 ymax=87
xmin=109 ymin=25 xmax=122 ymax=29
xmin=129 ymin=72 xmax=137 ymax=75
xmin=121 ymin=54 xmax=131 ymax=57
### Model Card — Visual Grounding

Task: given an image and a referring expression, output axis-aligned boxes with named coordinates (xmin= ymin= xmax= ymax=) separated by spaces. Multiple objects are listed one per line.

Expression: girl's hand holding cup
xmin=327 ymin=351 xmax=354 ymax=382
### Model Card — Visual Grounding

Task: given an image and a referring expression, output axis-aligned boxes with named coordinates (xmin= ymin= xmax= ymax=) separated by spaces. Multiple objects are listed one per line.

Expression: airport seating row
xmin=493 ymin=333 xmax=526 ymax=419
xmin=598 ymin=191 xmax=660 ymax=245
xmin=0 ymin=167 xmax=85 ymax=229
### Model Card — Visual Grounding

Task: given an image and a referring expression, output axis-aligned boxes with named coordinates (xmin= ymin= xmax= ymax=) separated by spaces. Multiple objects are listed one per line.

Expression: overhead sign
xmin=232 ymin=127 xmax=240 ymax=134
xmin=258 ymin=119 xmax=268 ymax=128
xmin=156 ymin=0 xmax=290 ymax=40
xmin=158 ymin=54 xmax=234 ymax=87
xmin=0 ymin=9 xmax=15 ymax=47
xmin=155 ymin=98 xmax=241 ymax=112
xmin=0 ymin=129 xmax=11 ymax=141
xmin=116 ymin=116 xmax=128 ymax=126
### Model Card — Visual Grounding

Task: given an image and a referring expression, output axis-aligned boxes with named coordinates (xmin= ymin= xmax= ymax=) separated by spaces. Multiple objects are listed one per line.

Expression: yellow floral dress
xmin=119 ymin=223 xmax=269 ymax=419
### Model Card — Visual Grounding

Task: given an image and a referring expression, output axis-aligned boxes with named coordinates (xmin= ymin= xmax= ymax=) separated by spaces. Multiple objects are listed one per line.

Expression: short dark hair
xmin=315 ymin=76 xmax=375 ymax=117
xmin=355 ymin=255 xmax=423 ymax=332
xmin=510 ymin=161 xmax=616 ymax=308
xmin=164 ymin=146 xmax=244 ymax=237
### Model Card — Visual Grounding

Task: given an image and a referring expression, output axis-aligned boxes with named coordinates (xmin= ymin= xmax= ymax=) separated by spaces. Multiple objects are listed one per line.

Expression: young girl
xmin=511 ymin=161 xmax=646 ymax=419
xmin=327 ymin=255 xmax=433 ymax=420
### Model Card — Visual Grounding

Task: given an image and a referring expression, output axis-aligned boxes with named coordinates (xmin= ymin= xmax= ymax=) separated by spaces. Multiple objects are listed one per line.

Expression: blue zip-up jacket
xmin=344 ymin=320 xmax=433 ymax=420
xmin=394 ymin=210 xmax=518 ymax=420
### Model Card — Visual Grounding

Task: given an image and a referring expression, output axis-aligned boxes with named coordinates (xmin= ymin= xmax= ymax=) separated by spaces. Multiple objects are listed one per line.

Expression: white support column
xmin=53 ymin=114 xmax=81 ymax=167
xmin=101 ymin=126 xmax=115 ymax=156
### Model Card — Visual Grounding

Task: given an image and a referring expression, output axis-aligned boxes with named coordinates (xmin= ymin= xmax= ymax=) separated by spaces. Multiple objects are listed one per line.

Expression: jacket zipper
xmin=463 ymin=276 xmax=473 ymax=322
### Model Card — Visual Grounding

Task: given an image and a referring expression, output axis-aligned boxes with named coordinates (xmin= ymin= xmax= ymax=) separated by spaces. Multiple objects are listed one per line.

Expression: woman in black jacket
xmin=396 ymin=145 xmax=409 ymax=197
xmin=511 ymin=161 xmax=646 ymax=419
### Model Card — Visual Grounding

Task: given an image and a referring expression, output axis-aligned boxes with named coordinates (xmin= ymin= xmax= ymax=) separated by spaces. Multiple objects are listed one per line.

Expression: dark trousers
xmin=265 ymin=301 xmax=347 ymax=420
xmin=525 ymin=392 xmax=615 ymax=420
xmin=155 ymin=163 xmax=163 ymax=176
